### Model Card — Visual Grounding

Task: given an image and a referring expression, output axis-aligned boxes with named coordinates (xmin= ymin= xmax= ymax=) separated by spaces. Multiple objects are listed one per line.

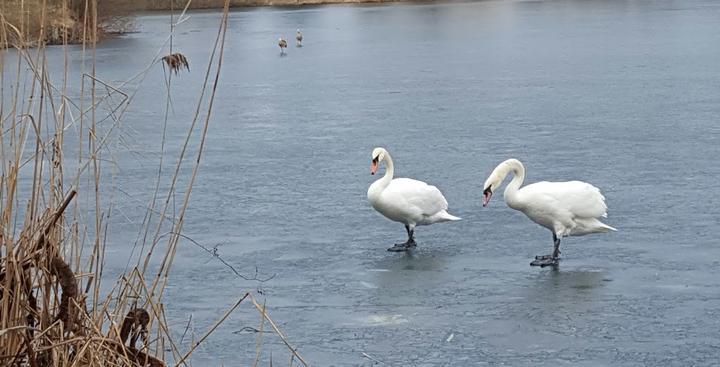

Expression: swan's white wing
xmin=383 ymin=178 xmax=449 ymax=217
xmin=520 ymin=181 xmax=608 ymax=219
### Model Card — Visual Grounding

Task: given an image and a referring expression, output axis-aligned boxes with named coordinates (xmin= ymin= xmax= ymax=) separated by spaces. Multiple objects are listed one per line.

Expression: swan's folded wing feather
xmin=522 ymin=181 xmax=609 ymax=219
xmin=385 ymin=178 xmax=449 ymax=216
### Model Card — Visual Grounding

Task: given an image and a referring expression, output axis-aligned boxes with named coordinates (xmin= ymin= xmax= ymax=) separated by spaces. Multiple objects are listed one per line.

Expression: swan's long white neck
xmin=494 ymin=159 xmax=525 ymax=208
xmin=376 ymin=152 xmax=395 ymax=189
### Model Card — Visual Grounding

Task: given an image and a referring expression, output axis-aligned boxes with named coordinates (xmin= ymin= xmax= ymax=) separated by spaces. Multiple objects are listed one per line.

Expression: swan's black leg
xmin=530 ymin=234 xmax=561 ymax=267
xmin=387 ymin=225 xmax=417 ymax=252
xmin=407 ymin=227 xmax=417 ymax=249
xmin=552 ymin=235 xmax=561 ymax=259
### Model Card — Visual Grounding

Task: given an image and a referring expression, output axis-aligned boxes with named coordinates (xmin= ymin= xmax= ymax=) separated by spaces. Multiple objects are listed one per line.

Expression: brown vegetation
xmin=0 ymin=0 xmax=139 ymax=47
xmin=1 ymin=0 xmax=86 ymax=46
xmin=1 ymin=0 xmax=308 ymax=365
xmin=162 ymin=53 xmax=190 ymax=74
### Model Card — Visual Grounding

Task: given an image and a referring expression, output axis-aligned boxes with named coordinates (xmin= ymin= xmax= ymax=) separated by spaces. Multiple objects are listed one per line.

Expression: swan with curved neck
xmin=482 ymin=158 xmax=616 ymax=267
xmin=368 ymin=147 xmax=460 ymax=251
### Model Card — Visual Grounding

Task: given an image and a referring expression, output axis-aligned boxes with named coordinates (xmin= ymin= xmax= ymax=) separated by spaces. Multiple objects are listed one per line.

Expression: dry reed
xmin=162 ymin=53 xmax=190 ymax=74
xmin=1 ymin=0 xmax=308 ymax=365
xmin=0 ymin=0 xmax=140 ymax=47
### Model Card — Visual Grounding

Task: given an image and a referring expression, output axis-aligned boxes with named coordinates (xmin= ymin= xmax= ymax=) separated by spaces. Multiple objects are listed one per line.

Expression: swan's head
xmin=370 ymin=147 xmax=388 ymax=175
xmin=482 ymin=158 xmax=523 ymax=207
xmin=482 ymin=171 xmax=502 ymax=207
xmin=482 ymin=183 xmax=494 ymax=207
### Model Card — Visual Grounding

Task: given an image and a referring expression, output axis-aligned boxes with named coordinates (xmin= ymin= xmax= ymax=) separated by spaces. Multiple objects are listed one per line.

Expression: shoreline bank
xmin=135 ymin=0 xmax=411 ymax=11
xmin=1 ymin=0 xmax=418 ymax=48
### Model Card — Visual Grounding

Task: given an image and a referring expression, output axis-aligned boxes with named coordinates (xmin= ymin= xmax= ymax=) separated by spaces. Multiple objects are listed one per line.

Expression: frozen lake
xmin=11 ymin=0 xmax=720 ymax=365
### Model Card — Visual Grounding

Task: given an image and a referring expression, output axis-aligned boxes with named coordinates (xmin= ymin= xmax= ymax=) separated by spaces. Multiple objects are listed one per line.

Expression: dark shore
xmin=140 ymin=0 xmax=408 ymax=10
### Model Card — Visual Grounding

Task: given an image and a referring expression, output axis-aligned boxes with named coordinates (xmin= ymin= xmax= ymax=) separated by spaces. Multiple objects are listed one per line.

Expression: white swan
xmin=368 ymin=147 xmax=461 ymax=251
xmin=296 ymin=29 xmax=303 ymax=47
xmin=482 ymin=159 xmax=616 ymax=267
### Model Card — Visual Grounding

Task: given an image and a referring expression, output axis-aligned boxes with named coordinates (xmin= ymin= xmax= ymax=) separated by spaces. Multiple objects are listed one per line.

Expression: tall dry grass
xmin=1 ymin=0 xmax=307 ymax=365
xmin=0 ymin=0 xmax=140 ymax=47
xmin=1 ymin=0 xmax=86 ymax=46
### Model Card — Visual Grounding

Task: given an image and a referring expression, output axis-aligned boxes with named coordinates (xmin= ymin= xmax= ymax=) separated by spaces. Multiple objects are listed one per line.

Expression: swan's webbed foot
xmin=387 ymin=239 xmax=417 ymax=252
xmin=387 ymin=244 xmax=407 ymax=252
xmin=530 ymin=255 xmax=559 ymax=267
xmin=531 ymin=235 xmax=562 ymax=267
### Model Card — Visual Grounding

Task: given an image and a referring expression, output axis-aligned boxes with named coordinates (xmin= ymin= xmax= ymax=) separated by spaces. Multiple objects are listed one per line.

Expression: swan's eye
xmin=372 ymin=157 xmax=378 ymax=164
xmin=483 ymin=185 xmax=492 ymax=194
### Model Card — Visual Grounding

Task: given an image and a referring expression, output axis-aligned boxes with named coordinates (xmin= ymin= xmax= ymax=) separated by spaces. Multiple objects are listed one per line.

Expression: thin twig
xmin=362 ymin=352 xmax=385 ymax=365
xmin=179 ymin=314 xmax=193 ymax=345
xmin=253 ymin=298 xmax=267 ymax=367
xmin=174 ymin=293 xmax=250 ymax=367
xmin=249 ymin=295 xmax=310 ymax=367
xmin=161 ymin=231 xmax=276 ymax=282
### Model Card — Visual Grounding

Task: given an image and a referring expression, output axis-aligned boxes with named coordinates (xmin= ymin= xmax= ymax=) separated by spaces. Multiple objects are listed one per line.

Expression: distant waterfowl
xmin=367 ymin=147 xmax=461 ymax=252
xmin=482 ymin=159 xmax=616 ymax=267
xmin=296 ymin=29 xmax=303 ymax=47
xmin=278 ymin=37 xmax=287 ymax=54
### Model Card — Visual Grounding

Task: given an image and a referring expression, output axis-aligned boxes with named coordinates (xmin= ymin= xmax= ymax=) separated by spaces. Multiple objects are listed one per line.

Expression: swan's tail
xmin=589 ymin=220 xmax=617 ymax=233
xmin=571 ymin=219 xmax=616 ymax=235
xmin=437 ymin=211 xmax=461 ymax=222
xmin=599 ymin=222 xmax=617 ymax=232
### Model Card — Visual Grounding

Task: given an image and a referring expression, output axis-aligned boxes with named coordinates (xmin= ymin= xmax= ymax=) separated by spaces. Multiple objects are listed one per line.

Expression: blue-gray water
xmin=8 ymin=0 xmax=720 ymax=365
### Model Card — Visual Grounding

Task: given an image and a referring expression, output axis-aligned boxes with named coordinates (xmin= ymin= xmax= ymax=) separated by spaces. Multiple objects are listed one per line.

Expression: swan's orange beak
xmin=370 ymin=160 xmax=378 ymax=175
xmin=482 ymin=187 xmax=492 ymax=207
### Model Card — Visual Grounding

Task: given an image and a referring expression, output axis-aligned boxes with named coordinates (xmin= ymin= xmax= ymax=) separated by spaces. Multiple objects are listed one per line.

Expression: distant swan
xmin=368 ymin=147 xmax=461 ymax=251
xmin=482 ymin=159 xmax=616 ymax=267
xmin=296 ymin=29 xmax=303 ymax=47
xmin=278 ymin=37 xmax=287 ymax=54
